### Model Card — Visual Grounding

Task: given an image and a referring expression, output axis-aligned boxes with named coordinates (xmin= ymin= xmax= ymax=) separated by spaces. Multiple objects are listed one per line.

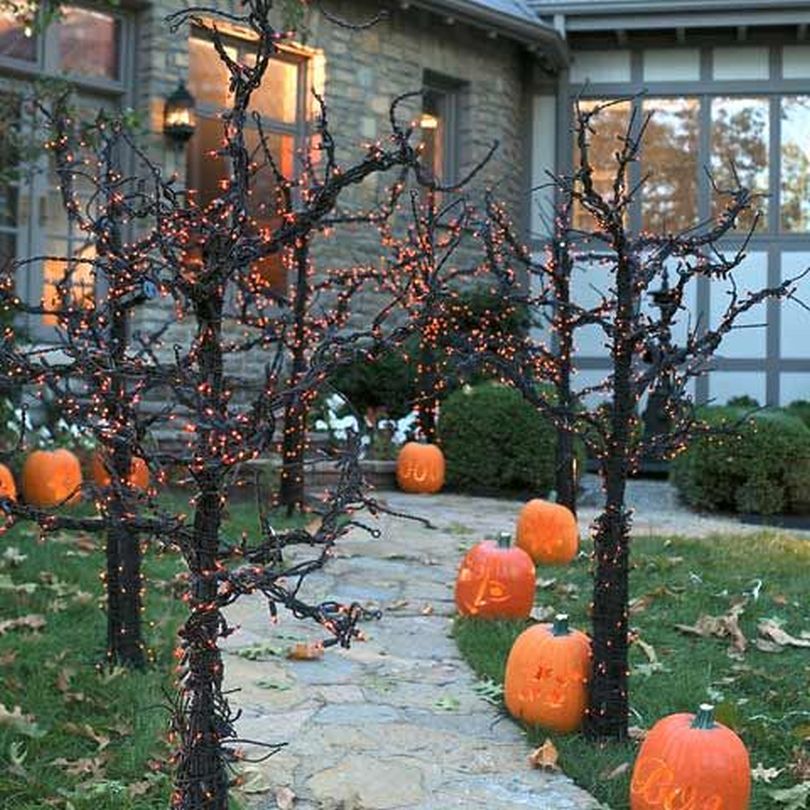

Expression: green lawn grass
xmin=454 ymin=531 xmax=810 ymax=810
xmin=0 ymin=496 xmax=304 ymax=809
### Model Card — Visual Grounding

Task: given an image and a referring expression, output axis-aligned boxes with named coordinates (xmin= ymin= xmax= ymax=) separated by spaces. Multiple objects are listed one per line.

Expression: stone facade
xmin=127 ymin=0 xmax=535 ymax=382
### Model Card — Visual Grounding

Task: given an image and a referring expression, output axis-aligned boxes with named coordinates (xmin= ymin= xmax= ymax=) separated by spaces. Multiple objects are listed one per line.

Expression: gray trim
xmin=556 ymin=10 xmax=810 ymax=33
xmin=570 ymin=79 xmax=810 ymax=97
xmin=412 ymin=0 xmax=568 ymax=63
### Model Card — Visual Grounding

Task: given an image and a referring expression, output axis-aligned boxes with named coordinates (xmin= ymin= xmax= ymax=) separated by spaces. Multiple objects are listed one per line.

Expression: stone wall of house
xmin=130 ymin=0 xmax=532 ymax=384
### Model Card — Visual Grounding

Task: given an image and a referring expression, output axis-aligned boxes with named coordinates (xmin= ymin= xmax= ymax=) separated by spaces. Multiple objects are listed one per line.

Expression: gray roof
xmin=415 ymin=0 xmax=567 ymax=61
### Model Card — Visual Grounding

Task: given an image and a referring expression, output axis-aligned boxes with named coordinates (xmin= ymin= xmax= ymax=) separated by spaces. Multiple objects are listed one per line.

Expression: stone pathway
xmin=221 ymin=480 xmax=807 ymax=810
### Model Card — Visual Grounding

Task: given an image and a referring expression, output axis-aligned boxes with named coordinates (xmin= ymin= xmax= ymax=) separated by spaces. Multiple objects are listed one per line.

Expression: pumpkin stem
xmin=552 ymin=613 xmax=570 ymax=636
xmin=691 ymin=703 xmax=716 ymax=729
xmin=496 ymin=532 xmax=512 ymax=549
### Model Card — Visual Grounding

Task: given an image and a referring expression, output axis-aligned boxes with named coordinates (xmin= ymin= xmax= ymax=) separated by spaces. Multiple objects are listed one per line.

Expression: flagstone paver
xmin=221 ymin=478 xmax=805 ymax=809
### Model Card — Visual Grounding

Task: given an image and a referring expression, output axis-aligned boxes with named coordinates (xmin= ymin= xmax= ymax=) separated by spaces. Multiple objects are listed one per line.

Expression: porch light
xmin=419 ymin=112 xmax=439 ymax=130
xmin=163 ymin=81 xmax=197 ymax=144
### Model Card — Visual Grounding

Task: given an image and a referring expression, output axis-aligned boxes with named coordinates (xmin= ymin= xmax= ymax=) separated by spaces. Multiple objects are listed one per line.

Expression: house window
xmin=0 ymin=4 xmax=129 ymax=335
xmin=571 ymin=99 xmax=632 ymax=231
xmin=58 ymin=6 xmax=120 ymax=81
xmin=640 ymin=98 xmax=699 ymax=233
xmin=420 ymin=73 xmax=464 ymax=185
xmin=710 ymin=97 xmax=769 ymax=232
xmin=0 ymin=11 xmax=36 ymax=62
xmin=187 ymin=31 xmax=306 ymax=293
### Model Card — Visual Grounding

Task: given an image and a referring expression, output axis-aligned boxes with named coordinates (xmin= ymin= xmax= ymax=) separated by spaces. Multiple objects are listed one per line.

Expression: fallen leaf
xmin=537 ymin=578 xmax=557 ymax=589
xmin=601 ymin=762 xmax=630 ymax=781
xmin=421 ymin=603 xmax=434 ymax=615
xmin=275 ymin=786 xmax=296 ymax=809
xmin=530 ymin=604 xmax=556 ymax=623
xmin=56 ymin=668 xmax=75 ymax=694
xmin=236 ymin=766 xmax=273 ymax=794
xmin=769 ymin=782 xmax=810 ymax=809
xmin=51 ymin=755 xmax=107 ymax=778
xmin=758 ymin=619 xmax=810 ymax=650
xmin=752 ymin=763 xmax=783 ymax=783
xmin=62 ymin=722 xmax=110 ymax=751
xmin=386 ymin=599 xmax=409 ymax=611
xmin=628 ymin=725 xmax=647 ymax=741
xmin=790 ymin=748 xmax=810 ymax=780
xmin=233 ymin=642 xmax=282 ymax=661
xmin=0 ymin=614 xmax=46 ymax=637
xmin=1 ymin=547 xmax=27 ymax=567
xmin=675 ymin=603 xmax=747 ymax=653
xmin=0 ymin=703 xmax=46 ymax=738
xmin=528 ymin=738 xmax=559 ymax=771
xmin=286 ymin=642 xmax=323 ymax=661
xmin=0 ymin=650 xmax=17 ymax=666
xmin=7 ymin=740 xmax=28 ymax=778
xmin=434 ymin=696 xmax=460 ymax=711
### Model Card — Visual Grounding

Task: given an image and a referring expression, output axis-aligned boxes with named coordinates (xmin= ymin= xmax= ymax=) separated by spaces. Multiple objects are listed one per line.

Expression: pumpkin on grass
xmin=0 ymin=463 xmax=16 ymax=501
xmin=22 ymin=448 xmax=83 ymax=507
xmin=630 ymin=703 xmax=750 ymax=810
xmin=91 ymin=451 xmax=150 ymax=491
xmin=455 ymin=532 xmax=535 ymax=619
xmin=504 ymin=613 xmax=590 ymax=733
xmin=396 ymin=441 xmax=445 ymax=494
xmin=516 ymin=498 xmax=578 ymax=565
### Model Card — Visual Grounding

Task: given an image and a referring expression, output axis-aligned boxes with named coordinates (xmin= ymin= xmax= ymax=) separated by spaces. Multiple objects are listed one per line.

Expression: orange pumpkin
xmin=22 ymin=448 xmax=83 ymax=507
xmin=90 ymin=451 xmax=150 ymax=491
xmin=504 ymin=613 xmax=591 ymax=733
xmin=396 ymin=442 xmax=445 ymax=494
xmin=516 ymin=498 xmax=578 ymax=565
xmin=630 ymin=703 xmax=750 ymax=810
xmin=0 ymin=463 xmax=16 ymax=501
xmin=455 ymin=532 xmax=536 ymax=619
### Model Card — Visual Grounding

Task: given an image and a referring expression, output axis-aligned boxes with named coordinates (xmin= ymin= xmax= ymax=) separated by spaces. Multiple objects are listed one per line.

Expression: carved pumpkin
xmin=630 ymin=703 xmax=751 ymax=810
xmin=396 ymin=442 xmax=445 ymax=494
xmin=504 ymin=613 xmax=591 ymax=733
xmin=90 ymin=452 xmax=150 ymax=491
xmin=516 ymin=498 xmax=578 ymax=565
xmin=455 ymin=532 xmax=536 ymax=619
xmin=22 ymin=448 xmax=83 ymax=507
xmin=0 ymin=463 xmax=16 ymax=501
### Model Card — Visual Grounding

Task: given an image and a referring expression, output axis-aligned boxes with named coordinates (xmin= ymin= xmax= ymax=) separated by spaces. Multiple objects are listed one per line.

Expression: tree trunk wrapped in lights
xmin=455 ymin=98 xmax=808 ymax=741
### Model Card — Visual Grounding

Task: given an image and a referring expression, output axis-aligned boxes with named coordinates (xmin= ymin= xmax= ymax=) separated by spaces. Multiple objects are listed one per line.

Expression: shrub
xmin=787 ymin=399 xmax=810 ymax=430
xmin=439 ymin=382 xmax=572 ymax=495
xmin=670 ymin=406 xmax=810 ymax=515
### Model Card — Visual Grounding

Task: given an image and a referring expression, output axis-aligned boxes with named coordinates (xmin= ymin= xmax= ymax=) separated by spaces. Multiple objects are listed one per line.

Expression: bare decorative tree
xmin=464 ymin=99 xmax=808 ymax=740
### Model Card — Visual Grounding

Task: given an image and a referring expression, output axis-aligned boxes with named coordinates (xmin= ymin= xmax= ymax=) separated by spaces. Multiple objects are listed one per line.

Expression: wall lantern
xmin=419 ymin=112 xmax=439 ymax=130
xmin=163 ymin=81 xmax=197 ymax=145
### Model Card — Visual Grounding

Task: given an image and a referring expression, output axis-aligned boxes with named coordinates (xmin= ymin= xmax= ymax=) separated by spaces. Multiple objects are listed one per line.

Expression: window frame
xmin=0 ymin=2 xmax=133 ymax=341
xmin=565 ymin=43 xmax=810 ymax=243
xmin=422 ymin=71 xmax=466 ymax=187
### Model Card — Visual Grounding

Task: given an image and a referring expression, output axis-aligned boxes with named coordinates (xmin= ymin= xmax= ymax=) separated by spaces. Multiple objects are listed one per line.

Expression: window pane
xmin=252 ymin=57 xmax=299 ymax=124
xmin=571 ymin=99 xmax=632 ymax=230
xmin=188 ymin=37 xmax=233 ymax=109
xmin=42 ymin=242 xmax=96 ymax=326
xmin=710 ymin=97 xmax=769 ymax=232
xmin=186 ymin=118 xmax=293 ymax=293
xmin=781 ymin=97 xmax=810 ymax=233
xmin=641 ymin=98 xmax=699 ymax=232
xmin=59 ymin=6 xmax=119 ymax=80
xmin=190 ymin=35 xmax=300 ymax=124
xmin=0 ymin=11 xmax=36 ymax=61
xmin=421 ymin=89 xmax=444 ymax=182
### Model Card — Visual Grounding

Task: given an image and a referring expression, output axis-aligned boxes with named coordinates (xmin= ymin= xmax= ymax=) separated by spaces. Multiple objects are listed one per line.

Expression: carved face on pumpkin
xmin=504 ymin=615 xmax=591 ymax=733
xmin=395 ymin=442 xmax=445 ymax=494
